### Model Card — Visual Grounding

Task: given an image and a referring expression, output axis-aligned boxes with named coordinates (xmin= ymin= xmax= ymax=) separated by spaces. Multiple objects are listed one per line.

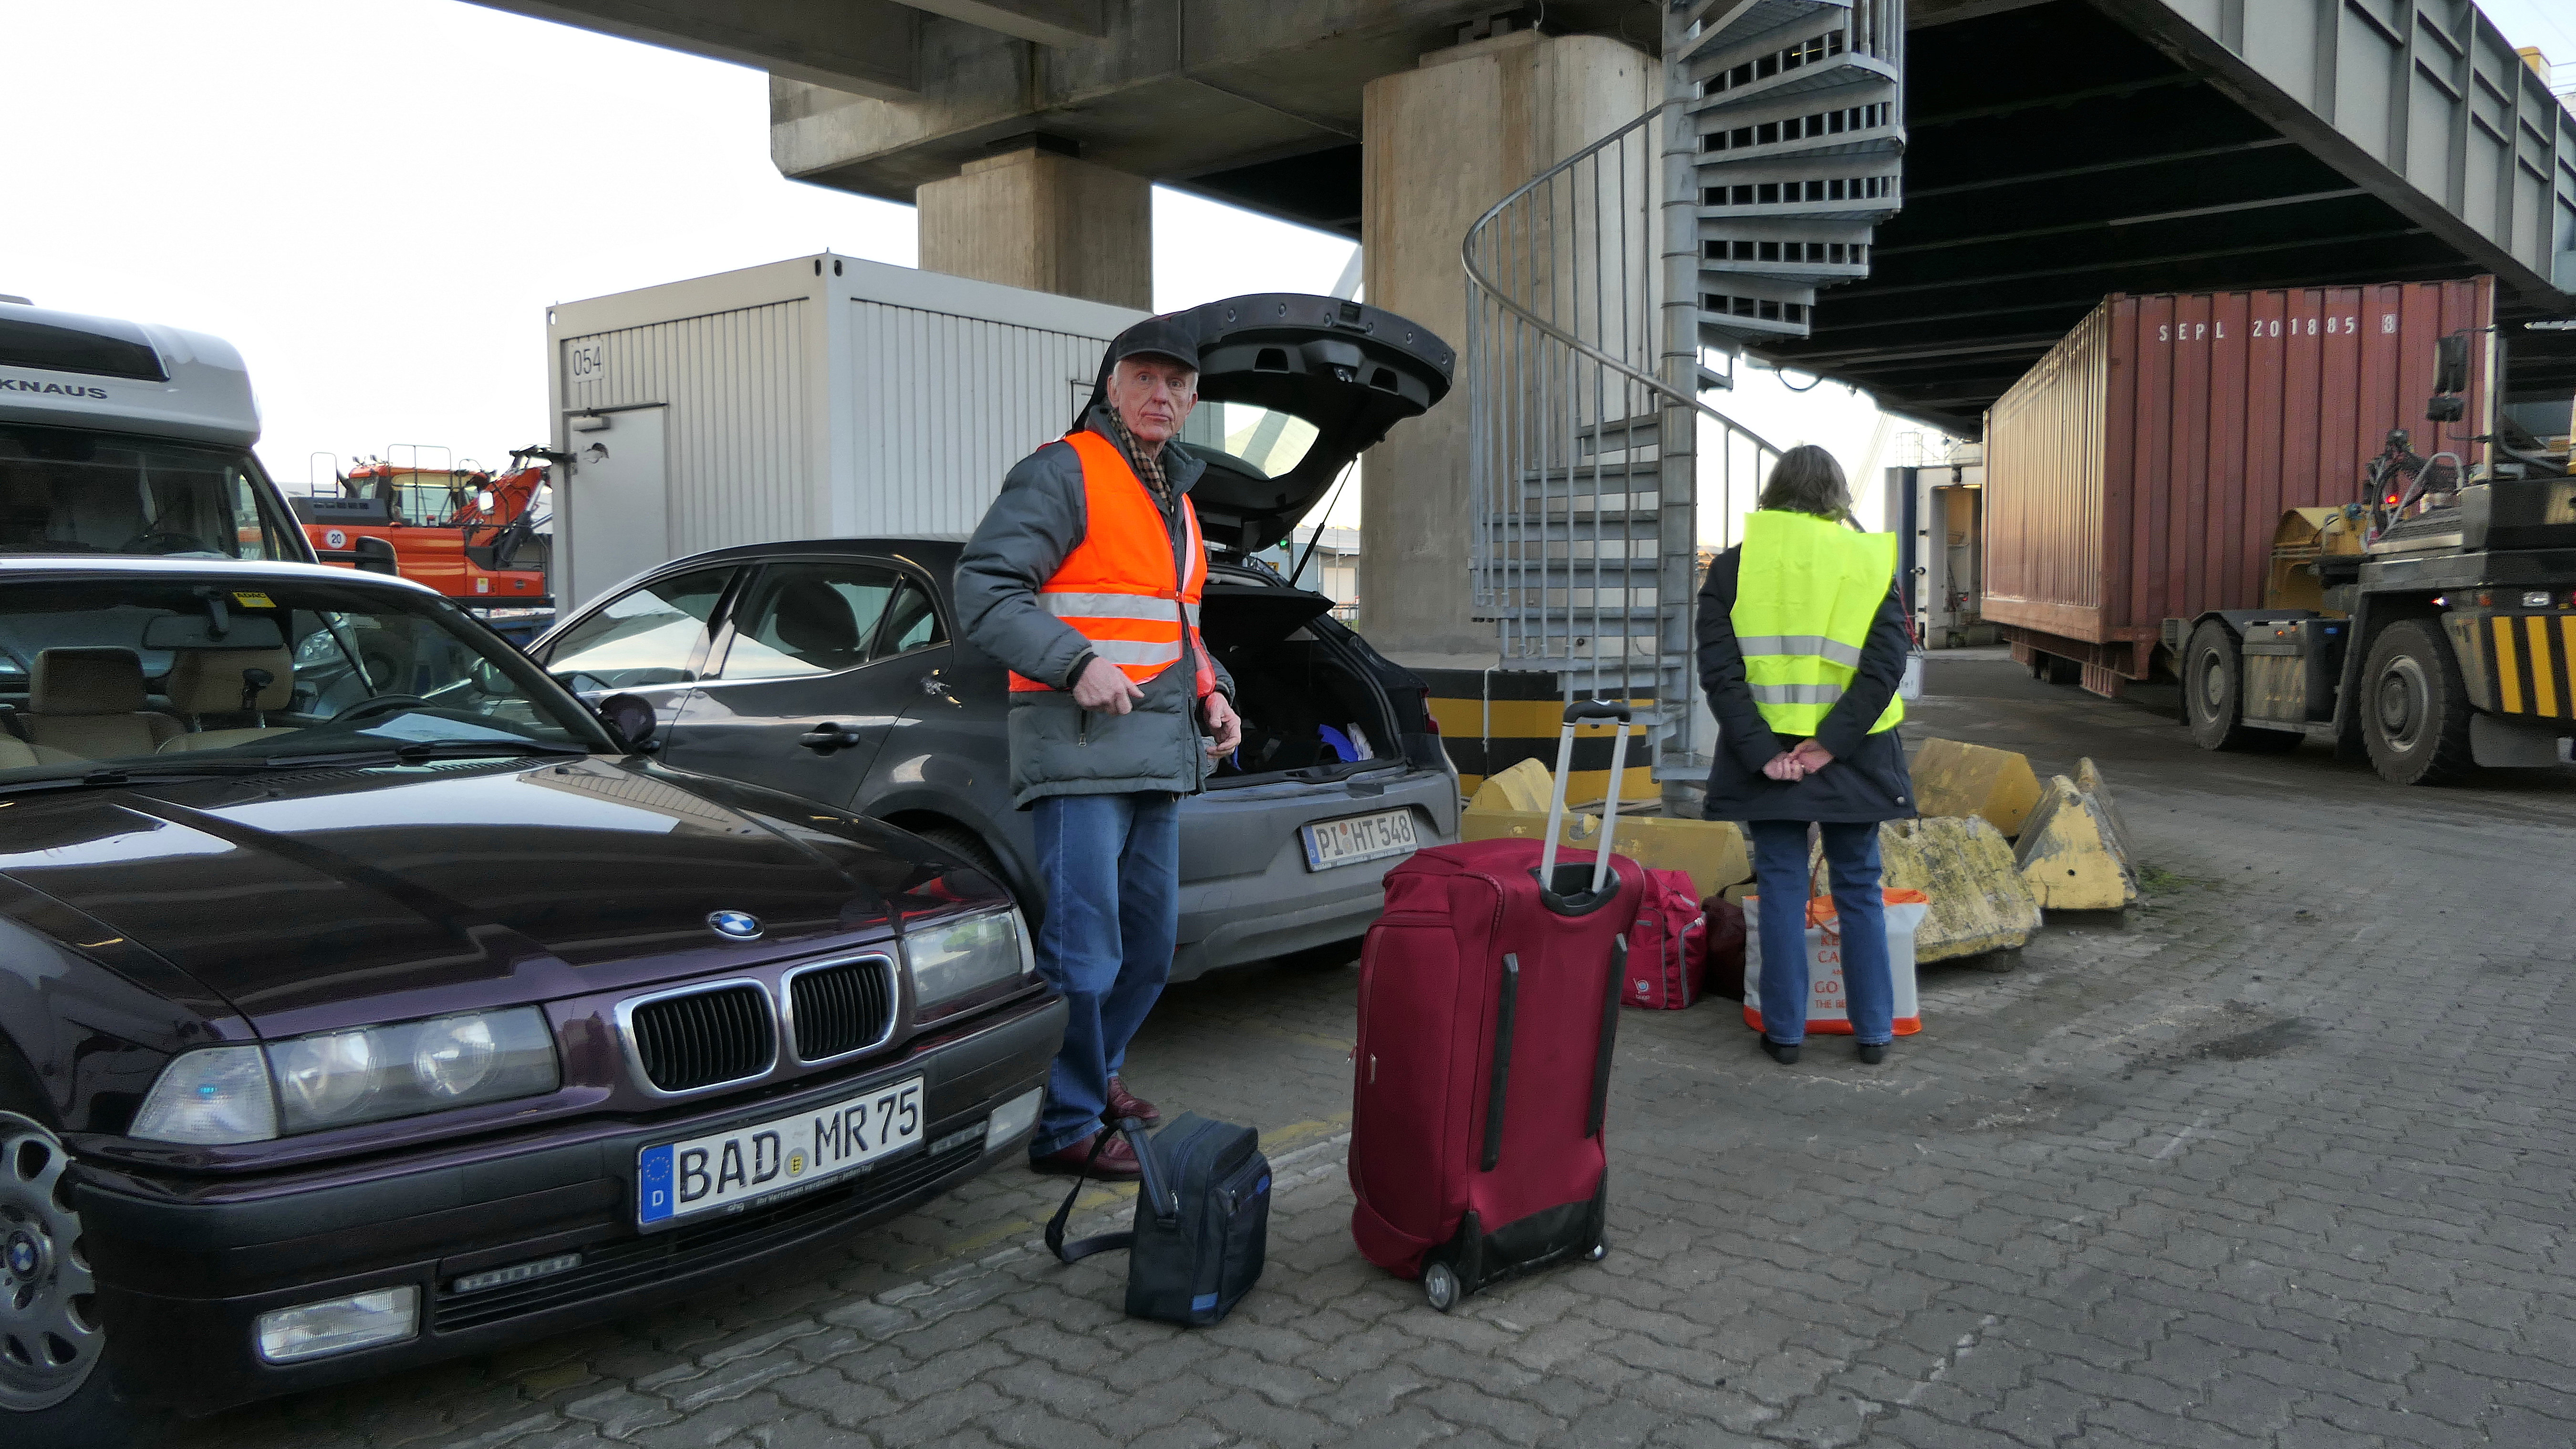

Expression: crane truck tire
xmin=2360 ymin=619 xmax=2474 ymax=786
xmin=2183 ymin=621 xmax=2300 ymax=754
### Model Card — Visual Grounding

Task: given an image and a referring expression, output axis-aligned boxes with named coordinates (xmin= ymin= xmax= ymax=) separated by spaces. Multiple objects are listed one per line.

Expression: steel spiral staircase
xmin=1463 ymin=0 xmax=1904 ymax=790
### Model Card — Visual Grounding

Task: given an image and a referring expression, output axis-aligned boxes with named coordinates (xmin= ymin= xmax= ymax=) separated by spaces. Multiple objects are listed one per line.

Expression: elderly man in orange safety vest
xmin=956 ymin=317 xmax=1244 ymax=1180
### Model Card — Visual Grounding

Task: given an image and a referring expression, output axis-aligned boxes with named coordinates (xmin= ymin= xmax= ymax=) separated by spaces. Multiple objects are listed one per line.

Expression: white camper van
xmin=0 ymin=300 xmax=312 ymax=564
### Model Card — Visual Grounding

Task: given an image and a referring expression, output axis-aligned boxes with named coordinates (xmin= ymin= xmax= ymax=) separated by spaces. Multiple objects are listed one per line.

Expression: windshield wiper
xmin=0 ymin=759 xmax=302 ymax=797
xmin=276 ymin=739 xmax=595 ymax=767
xmin=0 ymin=741 xmax=595 ymax=798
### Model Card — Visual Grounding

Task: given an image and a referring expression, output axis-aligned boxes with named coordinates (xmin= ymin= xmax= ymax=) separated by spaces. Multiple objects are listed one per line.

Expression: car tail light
xmin=1418 ymin=687 xmax=1439 ymax=734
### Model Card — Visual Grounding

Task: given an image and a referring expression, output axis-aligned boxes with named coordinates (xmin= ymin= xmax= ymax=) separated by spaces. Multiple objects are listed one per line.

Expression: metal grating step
xmin=1686 ymin=0 xmax=1904 ymax=345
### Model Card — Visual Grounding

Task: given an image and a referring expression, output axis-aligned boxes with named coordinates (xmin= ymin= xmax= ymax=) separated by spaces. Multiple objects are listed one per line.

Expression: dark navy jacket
xmin=1695 ymin=543 xmax=1917 ymax=824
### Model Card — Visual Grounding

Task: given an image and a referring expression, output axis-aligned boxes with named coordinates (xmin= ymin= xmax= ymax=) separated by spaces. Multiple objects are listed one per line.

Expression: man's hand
xmin=1788 ymin=738 xmax=1836 ymax=774
xmin=1762 ymin=751 xmax=1807 ymax=783
xmin=1202 ymin=692 xmax=1243 ymax=757
xmin=1071 ymin=657 xmax=1144 ymax=714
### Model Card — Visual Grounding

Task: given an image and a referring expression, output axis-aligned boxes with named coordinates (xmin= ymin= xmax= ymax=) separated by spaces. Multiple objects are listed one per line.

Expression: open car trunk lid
xmin=1200 ymin=580 xmax=1407 ymax=789
xmin=1079 ymin=294 xmax=1453 ymax=553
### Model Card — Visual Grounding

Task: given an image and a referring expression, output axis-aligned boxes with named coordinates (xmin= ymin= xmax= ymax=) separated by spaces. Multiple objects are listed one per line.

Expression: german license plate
xmin=1300 ymin=808 xmax=1420 ymax=871
xmin=636 ymin=1076 xmax=923 ymax=1227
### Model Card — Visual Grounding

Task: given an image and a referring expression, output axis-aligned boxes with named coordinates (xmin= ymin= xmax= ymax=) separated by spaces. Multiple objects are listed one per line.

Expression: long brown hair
xmin=1756 ymin=444 xmax=1851 ymax=518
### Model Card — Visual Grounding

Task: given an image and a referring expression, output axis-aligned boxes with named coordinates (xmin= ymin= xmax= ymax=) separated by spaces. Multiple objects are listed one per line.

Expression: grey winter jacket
xmin=956 ymin=407 xmax=1236 ymax=808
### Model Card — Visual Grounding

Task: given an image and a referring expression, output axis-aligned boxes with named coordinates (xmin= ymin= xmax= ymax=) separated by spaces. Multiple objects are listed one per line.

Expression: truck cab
xmin=0 ymin=300 xmax=312 ymax=567
xmin=2177 ymin=397 xmax=2575 ymax=785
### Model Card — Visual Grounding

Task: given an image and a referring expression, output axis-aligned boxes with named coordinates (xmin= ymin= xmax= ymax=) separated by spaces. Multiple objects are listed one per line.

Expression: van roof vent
xmin=0 ymin=311 xmax=167 ymax=381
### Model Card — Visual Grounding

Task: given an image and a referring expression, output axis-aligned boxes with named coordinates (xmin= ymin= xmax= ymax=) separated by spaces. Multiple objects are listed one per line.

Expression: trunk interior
xmin=1198 ymin=583 xmax=1399 ymax=789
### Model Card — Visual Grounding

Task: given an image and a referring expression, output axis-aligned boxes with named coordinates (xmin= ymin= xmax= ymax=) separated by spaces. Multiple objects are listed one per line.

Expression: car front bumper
xmin=76 ymin=990 xmax=1065 ymax=1415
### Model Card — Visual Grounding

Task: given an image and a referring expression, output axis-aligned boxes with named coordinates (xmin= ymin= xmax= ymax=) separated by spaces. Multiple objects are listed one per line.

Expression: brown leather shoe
xmin=1105 ymin=1075 xmax=1162 ymax=1128
xmin=1029 ymin=1129 xmax=1141 ymax=1180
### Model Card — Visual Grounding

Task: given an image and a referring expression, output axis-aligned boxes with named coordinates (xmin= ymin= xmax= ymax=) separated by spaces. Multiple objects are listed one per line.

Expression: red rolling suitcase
xmin=1349 ymin=701 xmax=1644 ymax=1312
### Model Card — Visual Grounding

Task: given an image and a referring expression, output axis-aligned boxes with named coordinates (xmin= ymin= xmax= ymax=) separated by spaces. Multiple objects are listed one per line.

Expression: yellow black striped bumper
xmin=2451 ymin=611 xmax=2576 ymax=721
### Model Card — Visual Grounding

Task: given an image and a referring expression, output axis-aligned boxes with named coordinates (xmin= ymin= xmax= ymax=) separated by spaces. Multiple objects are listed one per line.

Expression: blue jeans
xmin=1029 ymin=791 xmax=1180 ymax=1157
xmin=1747 ymin=819 xmax=1895 ymax=1046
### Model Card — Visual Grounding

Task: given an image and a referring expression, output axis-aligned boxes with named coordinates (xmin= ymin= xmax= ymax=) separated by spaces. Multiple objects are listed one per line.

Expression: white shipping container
xmin=545 ymin=253 xmax=1149 ymax=609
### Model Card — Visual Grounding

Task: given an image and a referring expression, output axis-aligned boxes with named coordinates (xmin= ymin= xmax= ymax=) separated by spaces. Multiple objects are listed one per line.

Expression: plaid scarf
xmin=1104 ymin=413 xmax=1172 ymax=511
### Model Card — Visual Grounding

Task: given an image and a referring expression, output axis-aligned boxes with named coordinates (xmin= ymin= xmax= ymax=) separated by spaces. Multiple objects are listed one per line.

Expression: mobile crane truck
xmin=1983 ymin=276 xmax=2574 ymax=786
xmin=295 ymin=445 xmax=563 ymax=643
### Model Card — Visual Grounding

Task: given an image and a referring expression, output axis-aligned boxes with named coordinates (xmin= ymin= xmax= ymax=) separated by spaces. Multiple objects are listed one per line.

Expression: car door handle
xmin=919 ymin=674 xmax=958 ymax=704
xmin=799 ymin=724 xmax=866 ymax=753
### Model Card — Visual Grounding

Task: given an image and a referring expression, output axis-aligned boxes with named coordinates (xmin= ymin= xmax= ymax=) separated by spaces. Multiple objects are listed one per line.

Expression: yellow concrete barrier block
xmin=1798 ymin=817 xmax=2041 ymax=963
xmin=2014 ymin=774 xmax=2138 ymax=911
xmin=1911 ymin=736 xmax=2044 ymax=838
xmin=2075 ymin=757 xmax=2131 ymax=858
xmin=1460 ymin=804 xmax=1752 ymax=898
xmin=1878 ymin=817 xmax=2042 ymax=962
xmin=1465 ymin=757 xmax=1553 ymax=816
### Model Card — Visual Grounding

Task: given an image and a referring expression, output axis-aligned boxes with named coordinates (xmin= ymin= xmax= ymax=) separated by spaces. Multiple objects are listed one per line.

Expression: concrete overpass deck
xmin=475 ymin=0 xmax=2576 ymax=436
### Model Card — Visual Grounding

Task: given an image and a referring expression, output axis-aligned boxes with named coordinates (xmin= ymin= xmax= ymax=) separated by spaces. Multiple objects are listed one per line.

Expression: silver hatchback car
xmin=530 ymin=295 xmax=1460 ymax=981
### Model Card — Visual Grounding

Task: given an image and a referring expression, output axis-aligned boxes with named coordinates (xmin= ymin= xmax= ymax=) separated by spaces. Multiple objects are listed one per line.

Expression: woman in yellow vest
xmin=1695 ymin=446 xmax=1916 ymax=1066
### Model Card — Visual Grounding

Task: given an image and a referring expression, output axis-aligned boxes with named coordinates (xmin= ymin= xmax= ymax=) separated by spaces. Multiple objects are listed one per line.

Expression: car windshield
xmin=0 ymin=574 xmax=615 ymax=784
xmin=0 ymin=424 xmax=297 ymax=560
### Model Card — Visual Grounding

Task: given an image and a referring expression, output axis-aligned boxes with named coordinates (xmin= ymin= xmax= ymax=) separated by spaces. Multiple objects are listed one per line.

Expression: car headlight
xmin=904 ymin=909 xmax=1035 ymax=1013
xmin=133 ymin=1008 xmax=560 ymax=1144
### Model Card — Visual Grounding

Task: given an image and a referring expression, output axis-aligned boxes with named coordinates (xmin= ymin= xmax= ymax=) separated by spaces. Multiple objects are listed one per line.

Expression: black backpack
xmin=1045 ymin=1113 xmax=1270 ymax=1326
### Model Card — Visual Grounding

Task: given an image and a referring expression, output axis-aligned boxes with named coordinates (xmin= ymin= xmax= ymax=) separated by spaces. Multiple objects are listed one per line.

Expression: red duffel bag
xmin=1621 ymin=868 xmax=1707 ymax=1009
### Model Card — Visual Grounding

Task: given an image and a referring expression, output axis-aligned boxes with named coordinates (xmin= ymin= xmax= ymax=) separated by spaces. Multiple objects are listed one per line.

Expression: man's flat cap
xmin=1105 ymin=316 xmax=1200 ymax=372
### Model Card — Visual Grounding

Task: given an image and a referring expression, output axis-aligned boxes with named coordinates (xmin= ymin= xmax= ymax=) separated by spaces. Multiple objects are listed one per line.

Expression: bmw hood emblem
xmin=707 ymin=910 xmax=763 ymax=941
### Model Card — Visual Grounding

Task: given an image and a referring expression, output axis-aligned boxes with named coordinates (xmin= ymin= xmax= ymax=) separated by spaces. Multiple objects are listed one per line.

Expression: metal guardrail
xmin=1461 ymin=84 xmax=1782 ymax=775
xmin=1461 ymin=1 xmax=1904 ymax=784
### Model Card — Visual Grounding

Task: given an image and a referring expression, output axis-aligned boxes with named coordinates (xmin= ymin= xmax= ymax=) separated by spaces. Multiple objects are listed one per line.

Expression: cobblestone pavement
xmin=172 ymin=660 xmax=2576 ymax=1448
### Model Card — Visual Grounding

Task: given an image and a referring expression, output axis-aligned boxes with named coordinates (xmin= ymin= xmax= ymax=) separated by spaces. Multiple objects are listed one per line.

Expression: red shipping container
xmin=1982 ymin=278 xmax=2495 ymax=688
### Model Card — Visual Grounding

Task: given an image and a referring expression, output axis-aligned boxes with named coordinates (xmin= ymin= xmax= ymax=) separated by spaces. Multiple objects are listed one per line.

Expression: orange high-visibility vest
xmin=1006 ymin=429 xmax=1215 ymax=697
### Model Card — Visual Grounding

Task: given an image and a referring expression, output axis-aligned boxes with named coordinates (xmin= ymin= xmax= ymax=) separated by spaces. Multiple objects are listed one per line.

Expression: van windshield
xmin=0 ymin=424 xmax=295 ymax=560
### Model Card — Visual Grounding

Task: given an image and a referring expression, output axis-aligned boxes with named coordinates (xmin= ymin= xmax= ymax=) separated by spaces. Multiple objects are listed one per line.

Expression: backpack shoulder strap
xmin=1043 ymin=1118 xmax=1162 ymax=1263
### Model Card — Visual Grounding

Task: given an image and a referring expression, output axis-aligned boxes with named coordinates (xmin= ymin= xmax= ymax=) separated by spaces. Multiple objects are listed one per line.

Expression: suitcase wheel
xmin=1423 ymin=1261 xmax=1460 ymax=1314
xmin=1587 ymin=1241 xmax=1608 ymax=1262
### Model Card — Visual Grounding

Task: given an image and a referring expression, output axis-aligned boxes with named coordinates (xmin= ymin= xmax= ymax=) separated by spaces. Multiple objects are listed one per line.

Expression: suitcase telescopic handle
xmin=1538 ymin=699 xmax=1631 ymax=891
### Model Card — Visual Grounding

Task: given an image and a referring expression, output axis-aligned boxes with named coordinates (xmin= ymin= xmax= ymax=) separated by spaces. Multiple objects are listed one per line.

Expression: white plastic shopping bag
xmin=1741 ymin=889 xmax=1928 ymax=1036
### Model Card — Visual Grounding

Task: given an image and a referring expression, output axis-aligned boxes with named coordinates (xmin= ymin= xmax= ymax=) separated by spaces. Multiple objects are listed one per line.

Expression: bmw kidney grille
xmin=628 ymin=984 xmax=776 ymax=1092
xmin=786 ymin=957 xmax=898 ymax=1062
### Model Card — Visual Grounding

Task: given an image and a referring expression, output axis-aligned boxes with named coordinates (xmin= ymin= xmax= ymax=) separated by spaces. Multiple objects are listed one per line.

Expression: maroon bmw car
xmin=0 ymin=557 xmax=1061 ymax=1441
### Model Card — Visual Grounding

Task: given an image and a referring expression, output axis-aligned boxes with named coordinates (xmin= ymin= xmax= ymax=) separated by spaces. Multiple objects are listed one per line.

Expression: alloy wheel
xmin=0 ymin=1115 xmax=100 ymax=1413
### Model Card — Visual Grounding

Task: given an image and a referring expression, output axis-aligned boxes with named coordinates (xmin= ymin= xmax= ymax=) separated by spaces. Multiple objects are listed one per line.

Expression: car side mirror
xmin=596 ymin=693 xmax=660 ymax=753
xmin=352 ymin=535 xmax=399 ymax=576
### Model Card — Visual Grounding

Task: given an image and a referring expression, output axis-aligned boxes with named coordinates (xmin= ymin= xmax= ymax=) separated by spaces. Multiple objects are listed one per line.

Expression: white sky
xmin=3 ymin=0 xmax=2568 ymax=540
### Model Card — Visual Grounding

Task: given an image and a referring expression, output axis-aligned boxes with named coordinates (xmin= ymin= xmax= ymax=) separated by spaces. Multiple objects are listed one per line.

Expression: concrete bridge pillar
xmin=916 ymin=144 xmax=1153 ymax=310
xmin=1356 ymin=28 xmax=1652 ymax=667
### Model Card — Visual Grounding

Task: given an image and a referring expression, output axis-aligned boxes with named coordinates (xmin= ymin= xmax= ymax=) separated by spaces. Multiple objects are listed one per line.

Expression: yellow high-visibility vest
xmin=1729 ymin=509 xmax=1903 ymax=737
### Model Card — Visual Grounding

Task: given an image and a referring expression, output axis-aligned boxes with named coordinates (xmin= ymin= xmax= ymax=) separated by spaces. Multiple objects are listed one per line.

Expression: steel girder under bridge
xmin=1766 ymin=0 xmax=2576 ymax=435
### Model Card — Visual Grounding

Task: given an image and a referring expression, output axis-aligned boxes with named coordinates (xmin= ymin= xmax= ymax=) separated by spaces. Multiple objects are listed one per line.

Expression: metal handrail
xmin=1458 ymin=102 xmax=1782 ymax=451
